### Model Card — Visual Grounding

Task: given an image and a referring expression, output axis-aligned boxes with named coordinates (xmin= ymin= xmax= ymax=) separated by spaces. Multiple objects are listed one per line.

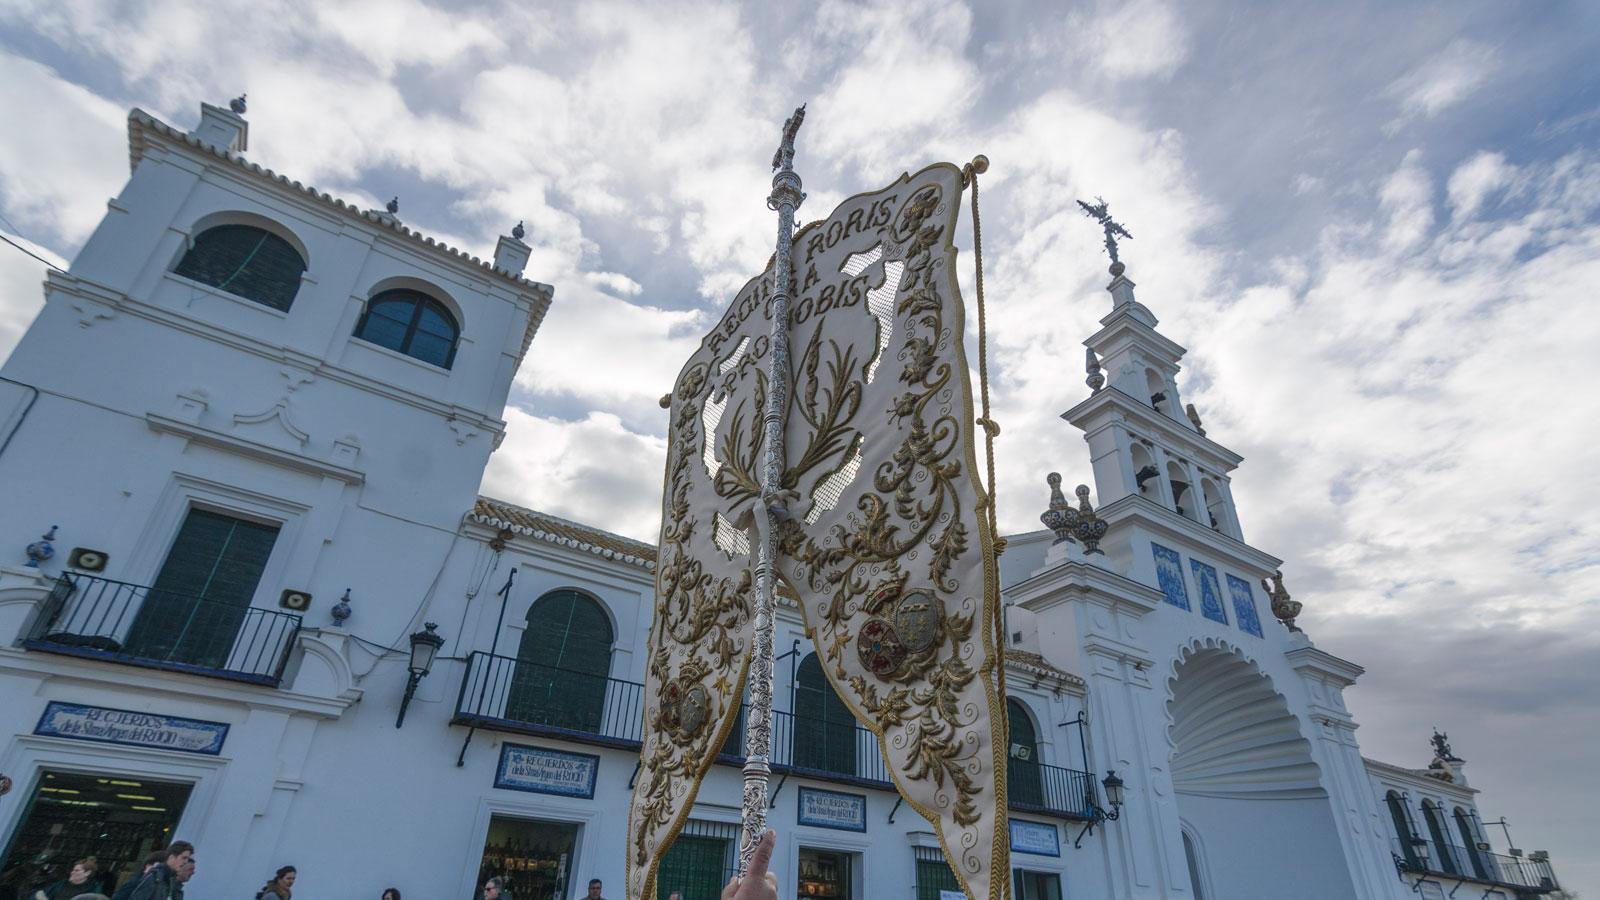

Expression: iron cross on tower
xmin=1077 ymin=196 xmax=1132 ymax=275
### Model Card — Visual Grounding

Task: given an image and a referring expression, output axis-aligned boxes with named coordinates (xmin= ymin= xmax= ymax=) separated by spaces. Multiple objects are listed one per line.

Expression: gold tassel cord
xmin=965 ymin=156 xmax=1010 ymax=862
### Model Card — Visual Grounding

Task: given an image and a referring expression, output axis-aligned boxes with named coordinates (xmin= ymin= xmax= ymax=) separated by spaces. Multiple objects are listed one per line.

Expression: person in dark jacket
xmin=110 ymin=854 xmax=164 ymax=900
xmin=254 ymin=867 xmax=295 ymax=900
xmin=34 ymin=857 xmax=99 ymax=900
xmin=124 ymin=843 xmax=192 ymax=900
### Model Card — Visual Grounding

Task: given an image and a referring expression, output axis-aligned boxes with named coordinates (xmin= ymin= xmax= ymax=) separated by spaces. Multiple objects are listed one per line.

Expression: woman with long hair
xmin=254 ymin=866 xmax=296 ymax=900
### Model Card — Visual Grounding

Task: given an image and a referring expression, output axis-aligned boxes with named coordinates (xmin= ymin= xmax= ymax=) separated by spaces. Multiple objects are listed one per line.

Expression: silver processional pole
xmin=739 ymin=104 xmax=805 ymax=875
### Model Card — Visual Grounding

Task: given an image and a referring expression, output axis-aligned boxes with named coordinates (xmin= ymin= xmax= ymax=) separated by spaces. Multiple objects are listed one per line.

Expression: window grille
xmin=174 ymin=224 xmax=305 ymax=311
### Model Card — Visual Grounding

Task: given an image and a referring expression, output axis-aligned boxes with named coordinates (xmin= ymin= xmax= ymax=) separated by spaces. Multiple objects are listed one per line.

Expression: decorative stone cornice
xmin=1063 ymin=386 xmax=1244 ymax=471
xmin=1097 ymin=494 xmax=1283 ymax=573
xmin=0 ymin=647 xmax=359 ymax=720
xmin=1006 ymin=557 xmax=1164 ymax=618
xmin=146 ymin=412 xmax=366 ymax=484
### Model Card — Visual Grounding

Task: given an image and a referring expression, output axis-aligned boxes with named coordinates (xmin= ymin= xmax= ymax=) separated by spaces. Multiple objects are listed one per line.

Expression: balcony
xmin=1393 ymin=838 xmax=1560 ymax=894
xmin=23 ymin=573 xmax=302 ymax=686
xmin=1008 ymin=758 xmax=1097 ymax=820
xmin=453 ymin=653 xmax=1096 ymax=818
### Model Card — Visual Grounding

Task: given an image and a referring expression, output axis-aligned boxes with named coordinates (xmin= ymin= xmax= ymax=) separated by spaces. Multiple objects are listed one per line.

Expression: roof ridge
xmin=472 ymin=495 xmax=657 ymax=569
xmin=126 ymin=108 xmax=556 ymax=309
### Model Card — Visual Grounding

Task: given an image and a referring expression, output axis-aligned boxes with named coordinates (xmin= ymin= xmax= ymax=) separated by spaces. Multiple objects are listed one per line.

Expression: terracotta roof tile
xmin=126 ymin=109 xmax=553 ymax=358
xmin=472 ymin=496 xmax=656 ymax=569
xmin=1005 ymin=649 xmax=1084 ymax=686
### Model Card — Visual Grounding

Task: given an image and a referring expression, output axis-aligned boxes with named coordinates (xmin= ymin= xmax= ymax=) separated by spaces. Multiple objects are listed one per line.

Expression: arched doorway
xmin=1167 ymin=645 xmax=1355 ymax=899
xmin=506 ymin=589 xmax=613 ymax=732
xmin=793 ymin=652 xmax=856 ymax=776
xmin=1007 ymin=699 xmax=1044 ymax=808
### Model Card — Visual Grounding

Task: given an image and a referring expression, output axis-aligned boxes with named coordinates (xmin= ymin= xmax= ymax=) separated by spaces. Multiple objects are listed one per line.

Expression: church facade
xmin=0 ymin=102 xmax=1562 ymax=900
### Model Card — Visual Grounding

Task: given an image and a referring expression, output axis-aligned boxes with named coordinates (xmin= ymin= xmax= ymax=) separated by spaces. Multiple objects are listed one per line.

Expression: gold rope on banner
xmin=964 ymin=155 xmax=1005 ymax=718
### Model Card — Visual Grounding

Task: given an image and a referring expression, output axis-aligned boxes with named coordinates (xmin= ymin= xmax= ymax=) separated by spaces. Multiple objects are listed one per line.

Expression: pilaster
xmin=1287 ymin=642 xmax=1402 ymax=900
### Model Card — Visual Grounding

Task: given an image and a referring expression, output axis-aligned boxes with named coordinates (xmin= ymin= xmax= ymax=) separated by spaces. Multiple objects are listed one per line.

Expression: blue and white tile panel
xmin=1226 ymin=574 xmax=1264 ymax=637
xmin=1152 ymin=543 xmax=1190 ymax=610
xmin=1189 ymin=560 xmax=1228 ymax=625
xmin=1151 ymin=542 xmax=1263 ymax=638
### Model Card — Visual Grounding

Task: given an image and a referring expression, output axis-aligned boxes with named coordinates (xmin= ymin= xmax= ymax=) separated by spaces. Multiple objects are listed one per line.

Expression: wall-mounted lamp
xmin=1409 ymin=836 xmax=1432 ymax=865
xmin=1074 ymin=769 xmax=1128 ymax=848
xmin=396 ymin=622 xmax=445 ymax=728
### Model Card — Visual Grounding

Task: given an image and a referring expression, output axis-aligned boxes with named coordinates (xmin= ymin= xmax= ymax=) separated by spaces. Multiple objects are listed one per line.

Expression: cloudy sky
xmin=2 ymin=0 xmax=1597 ymax=890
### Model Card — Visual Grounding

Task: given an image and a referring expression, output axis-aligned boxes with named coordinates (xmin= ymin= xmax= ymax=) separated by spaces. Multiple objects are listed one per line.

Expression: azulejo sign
xmin=34 ymin=702 xmax=229 ymax=755
xmin=495 ymin=744 xmax=599 ymax=799
xmin=1008 ymin=818 xmax=1060 ymax=857
xmin=797 ymin=787 xmax=867 ymax=832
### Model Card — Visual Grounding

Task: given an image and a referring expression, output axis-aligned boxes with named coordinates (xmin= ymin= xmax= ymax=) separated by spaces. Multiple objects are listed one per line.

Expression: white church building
xmin=0 ymin=102 xmax=1564 ymax=900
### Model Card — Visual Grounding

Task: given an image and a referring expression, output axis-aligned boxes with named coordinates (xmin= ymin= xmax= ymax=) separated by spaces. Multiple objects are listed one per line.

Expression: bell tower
xmin=1065 ymin=202 xmax=1244 ymax=540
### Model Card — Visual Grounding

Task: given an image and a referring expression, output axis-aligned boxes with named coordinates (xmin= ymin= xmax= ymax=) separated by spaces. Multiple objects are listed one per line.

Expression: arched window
xmin=1007 ymin=698 xmax=1043 ymax=808
xmin=1182 ymin=831 xmax=1209 ymax=900
xmin=505 ymin=590 xmax=613 ymax=733
xmin=793 ymin=652 xmax=855 ymax=776
xmin=1454 ymin=807 xmax=1490 ymax=880
xmin=1386 ymin=792 xmax=1421 ymax=869
xmin=354 ymin=288 xmax=460 ymax=368
xmin=1422 ymin=800 xmax=1458 ymax=875
xmin=173 ymin=224 xmax=305 ymax=311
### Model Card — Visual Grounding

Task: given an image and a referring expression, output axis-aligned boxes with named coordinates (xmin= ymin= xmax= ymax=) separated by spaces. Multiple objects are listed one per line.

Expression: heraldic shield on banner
xmin=627 ymin=162 xmax=1009 ymax=900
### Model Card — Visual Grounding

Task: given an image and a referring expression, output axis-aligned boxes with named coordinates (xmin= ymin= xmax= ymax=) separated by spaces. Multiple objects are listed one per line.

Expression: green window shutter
xmin=793 ymin=653 xmax=856 ymax=776
xmin=507 ymin=590 xmax=614 ymax=731
xmin=656 ymin=835 xmax=731 ymax=900
xmin=915 ymin=858 xmax=960 ymax=900
xmin=125 ymin=509 xmax=279 ymax=668
xmin=1007 ymin=699 xmax=1043 ymax=808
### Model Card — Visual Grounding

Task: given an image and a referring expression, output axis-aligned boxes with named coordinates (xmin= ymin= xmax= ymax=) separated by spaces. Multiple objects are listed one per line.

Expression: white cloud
xmin=1082 ymin=0 xmax=1189 ymax=80
xmin=1386 ymin=38 xmax=1500 ymax=125
xmin=518 ymin=281 xmax=706 ymax=423
xmin=0 ymin=52 xmax=128 ymax=244
xmin=481 ymin=408 xmax=668 ymax=542
xmin=1447 ymin=151 xmax=1514 ymax=219
xmin=1378 ymin=149 xmax=1435 ymax=251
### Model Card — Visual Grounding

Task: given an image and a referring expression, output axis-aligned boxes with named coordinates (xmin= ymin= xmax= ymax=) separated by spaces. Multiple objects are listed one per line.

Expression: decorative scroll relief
xmin=628 ymin=163 xmax=1009 ymax=900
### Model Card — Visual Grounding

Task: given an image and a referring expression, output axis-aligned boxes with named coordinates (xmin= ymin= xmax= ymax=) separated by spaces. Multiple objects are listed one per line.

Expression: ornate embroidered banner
xmin=627 ymin=162 xmax=1008 ymax=900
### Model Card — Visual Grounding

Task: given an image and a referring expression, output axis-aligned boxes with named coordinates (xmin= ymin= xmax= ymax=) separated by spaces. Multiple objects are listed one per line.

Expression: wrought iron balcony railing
xmin=24 ymin=573 xmax=301 ymax=686
xmin=1008 ymin=758 xmax=1097 ymax=820
xmin=1392 ymin=837 xmax=1559 ymax=893
xmin=452 ymin=651 xmax=646 ymax=749
xmin=453 ymin=652 xmax=1096 ymax=817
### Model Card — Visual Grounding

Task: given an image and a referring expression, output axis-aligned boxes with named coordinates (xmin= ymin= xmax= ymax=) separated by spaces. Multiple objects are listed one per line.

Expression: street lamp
xmin=1074 ymin=769 xmax=1128 ymax=848
xmin=396 ymin=622 xmax=445 ymax=728
xmin=1101 ymin=770 xmax=1125 ymax=814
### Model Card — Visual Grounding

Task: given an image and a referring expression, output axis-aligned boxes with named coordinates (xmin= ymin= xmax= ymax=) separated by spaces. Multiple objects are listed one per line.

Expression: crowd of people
xmin=10 ymin=828 xmax=781 ymax=900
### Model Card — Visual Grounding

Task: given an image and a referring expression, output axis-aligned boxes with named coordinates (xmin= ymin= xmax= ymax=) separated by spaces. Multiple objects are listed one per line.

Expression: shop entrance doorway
xmin=0 ymin=770 xmax=191 ymax=897
xmin=477 ymin=816 xmax=579 ymax=900
xmin=797 ymin=848 xmax=852 ymax=900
